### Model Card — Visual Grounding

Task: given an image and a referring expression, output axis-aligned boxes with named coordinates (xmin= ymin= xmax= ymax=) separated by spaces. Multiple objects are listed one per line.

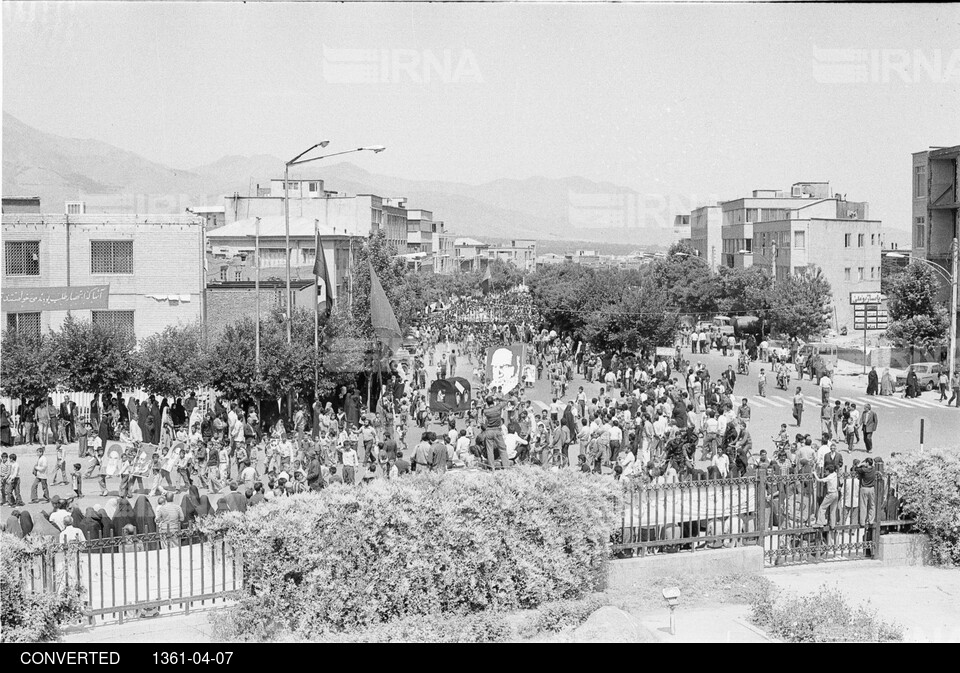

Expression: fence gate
xmin=613 ymin=469 xmax=907 ymax=567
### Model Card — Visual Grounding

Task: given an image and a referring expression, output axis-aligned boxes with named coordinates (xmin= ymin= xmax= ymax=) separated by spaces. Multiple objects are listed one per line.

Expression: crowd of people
xmin=0 ymin=290 xmax=904 ymax=548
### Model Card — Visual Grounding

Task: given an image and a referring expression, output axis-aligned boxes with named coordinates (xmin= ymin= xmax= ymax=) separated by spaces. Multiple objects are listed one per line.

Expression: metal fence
xmin=15 ymin=528 xmax=243 ymax=625
xmin=613 ymin=468 xmax=913 ymax=566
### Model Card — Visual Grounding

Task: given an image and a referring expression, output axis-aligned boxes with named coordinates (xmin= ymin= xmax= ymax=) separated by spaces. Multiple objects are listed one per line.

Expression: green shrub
xmin=888 ymin=448 xmax=960 ymax=566
xmin=1 ymin=534 xmax=85 ymax=643
xmin=204 ymin=468 xmax=621 ymax=640
xmin=313 ymin=611 xmax=512 ymax=643
xmin=518 ymin=595 xmax=606 ymax=637
xmin=749 ymin=583 xmax=903 ymax=643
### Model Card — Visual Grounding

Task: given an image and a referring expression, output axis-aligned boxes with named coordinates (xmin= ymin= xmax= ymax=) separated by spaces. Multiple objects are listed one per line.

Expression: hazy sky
xmin=4 ymin=2 xmax=959 ymax=230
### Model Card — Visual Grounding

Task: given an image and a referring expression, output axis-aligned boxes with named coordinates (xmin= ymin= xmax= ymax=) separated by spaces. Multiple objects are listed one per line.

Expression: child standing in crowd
xmin=70 ymin=462 xmax=83 ymax=500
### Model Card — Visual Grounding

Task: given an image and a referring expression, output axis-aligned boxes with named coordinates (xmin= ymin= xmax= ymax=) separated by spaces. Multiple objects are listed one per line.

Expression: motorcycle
xmin=776 ymin=369 xmax=790 ymax=390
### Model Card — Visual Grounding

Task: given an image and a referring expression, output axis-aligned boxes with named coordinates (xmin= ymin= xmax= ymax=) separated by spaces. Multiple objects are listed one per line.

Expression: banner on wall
xmin=1 ymin=285 xmax=109 ymax=311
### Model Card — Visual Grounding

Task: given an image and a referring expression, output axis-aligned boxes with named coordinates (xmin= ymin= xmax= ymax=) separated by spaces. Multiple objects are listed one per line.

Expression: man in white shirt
xmin=503 ymin=430 xmax=527 ymax=464
xmin=819 ymin=373 xmax=833 ymax=404
xmin=58 ymin=516 xmax=86 ymax=544
xmin=30 ymin=447 xmax=51 ymax=503
xmin=50 ymin=500 xmax=71 ymax=531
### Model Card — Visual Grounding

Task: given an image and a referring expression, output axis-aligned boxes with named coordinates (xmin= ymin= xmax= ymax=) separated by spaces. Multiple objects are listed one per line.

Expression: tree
xmin=206 ymin=307 xmax=320 ymax=403
xmin=886 ymin=261 xmax=950 ymax=352
xmin=582 ymin=286 xmax=679 ymax=352
xmin=351 ymin=231 xmax=422 ymax=337
xmin=711 ymin=266 xmax=772 ymax=317
xmin=644 ymin=244 xmax=718 ymax=315
xmin=136 ymin=323 xmax=208 ymax=399
xmin=767 ymin=267 xmax=832 ymax=340
xmin=51 ymin=317 xmax=137 ymax=394
xmin=0 ymin=330 xmax=59 ymax=403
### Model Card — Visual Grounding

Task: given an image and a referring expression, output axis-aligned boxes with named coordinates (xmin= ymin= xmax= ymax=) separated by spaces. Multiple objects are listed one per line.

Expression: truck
xmin=732 ymin=316 xmax=765 ymax=340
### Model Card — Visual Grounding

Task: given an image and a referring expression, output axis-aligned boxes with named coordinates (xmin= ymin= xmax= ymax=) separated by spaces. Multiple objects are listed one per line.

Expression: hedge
xmin=750 ymin=583 xmax=903 ymax=643
xmin=888 ymin=447 xmax=960 ymax=566
xmin=203 ymin=468 xmax=621 ymax=640
xmin=1 ymin=534 xmax=85 ymax=643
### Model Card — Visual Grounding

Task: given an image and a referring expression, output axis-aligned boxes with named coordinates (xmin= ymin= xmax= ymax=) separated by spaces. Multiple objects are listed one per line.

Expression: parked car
xmin=895 ymin=362 xmax=947 ymax=392
xmin=764 ymin=339 xmax=794 ymax=361
xmin=713 ymin=315 xmax=735 ymax=336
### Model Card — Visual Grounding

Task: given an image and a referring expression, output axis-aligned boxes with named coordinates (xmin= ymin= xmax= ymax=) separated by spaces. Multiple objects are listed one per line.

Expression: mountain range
xmin=2 ymin=112 xmax=681 ymax=246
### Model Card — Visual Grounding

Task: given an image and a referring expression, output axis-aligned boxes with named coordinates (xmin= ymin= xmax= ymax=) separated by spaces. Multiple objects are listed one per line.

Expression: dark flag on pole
xmin=313 ymin=237 xmax=334 ymax=311
xmin=480 ymin=265 xmax=492 ymax=294
xmin=369 ymin=262 xmax=402 ymax=345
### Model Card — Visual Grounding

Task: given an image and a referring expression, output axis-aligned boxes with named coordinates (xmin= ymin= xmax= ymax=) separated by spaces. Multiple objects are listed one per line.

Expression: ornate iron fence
xmin=613 ymin=468 xmax=912 ymax=566
xmin=15 ymin=528 xmax=242 ymax=624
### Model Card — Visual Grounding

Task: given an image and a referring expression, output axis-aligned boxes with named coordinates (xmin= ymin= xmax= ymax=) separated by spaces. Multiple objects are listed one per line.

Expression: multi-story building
xmin=406 ymin=209 xmax=436 ymax=254
xmin=488 ymin=239 xmax=537 ymax=271
xmin=204 ymin=217 xmax=361 ymax=310
xmin=690 ymin=205 xmax=723 ymax=271
xmin=673 ymin=214 xmax=691 ymax=246
xmin=453 ymin=237 xmax=490 ymax=272
xmin=912 ymin=145 xmax=959 ymax=280
xmin=381 ymin=198 xmax=409 ymax=253
xmin=749 ymin=196 xmax=881 ymax=331
xmin=2 ymin=208 xmax=204 ymax=341
xmin=720 ymin=184 xmax=837 ymax=269
xmin=225 ymin=180 xmax=382 ymax=239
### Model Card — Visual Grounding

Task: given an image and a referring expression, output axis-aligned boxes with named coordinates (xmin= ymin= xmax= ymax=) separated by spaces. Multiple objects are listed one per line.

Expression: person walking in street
xmin=5 ymin=453 xmax=23 ymax=506
xmin=938 ymin=370 xmax=949 ymax=402
xmin=949 ymin=372 xmax=960 ymax=407
xmin=860 ymin=404 xmax=878 ymax=454
xmin=820 ymin=402 xmax=833 ymax=440
xmin=792 ymin=387 xmax=804 ymax=426
xmin=866 ymin=366 xmax=879 ymax=396
xmin=819 ymin=372 xmax=833 ymax=404
xmin=30 ymin=446 xmax=50 ymax=503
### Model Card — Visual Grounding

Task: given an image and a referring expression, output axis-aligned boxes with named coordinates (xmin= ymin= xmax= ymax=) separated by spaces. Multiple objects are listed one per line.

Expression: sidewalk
xmin=635 ymin=605 xmax=772 ymax=643
xmin=61 ymin=608 xmax=220 ymax=644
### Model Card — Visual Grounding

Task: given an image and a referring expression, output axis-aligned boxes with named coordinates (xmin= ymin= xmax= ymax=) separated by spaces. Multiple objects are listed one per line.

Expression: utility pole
xmin=255 ymin=216 xmax=261 ymax=374
xmin=283 ymin=166 xmax=292 ymax=344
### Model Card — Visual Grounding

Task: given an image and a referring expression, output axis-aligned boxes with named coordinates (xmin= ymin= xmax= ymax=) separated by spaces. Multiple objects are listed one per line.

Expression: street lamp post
xmin=283 ymin=142 xmax=386 ymax=343
xmin=884 ymin=238 xmax=959 ymax=386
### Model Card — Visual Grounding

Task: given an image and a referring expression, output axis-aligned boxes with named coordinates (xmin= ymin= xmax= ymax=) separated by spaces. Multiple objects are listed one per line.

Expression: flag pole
xmin=314 ymin=220 xmax=320 ymax=402
xmin=255 ymin=216 xmax=261 ymax=375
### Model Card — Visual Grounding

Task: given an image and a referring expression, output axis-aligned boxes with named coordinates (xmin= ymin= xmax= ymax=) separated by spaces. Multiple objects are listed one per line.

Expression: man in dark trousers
xmin=721 ymin=365 xmax=737 ymax=394
xmin=859 ymin=404 xmax=878 ymax=454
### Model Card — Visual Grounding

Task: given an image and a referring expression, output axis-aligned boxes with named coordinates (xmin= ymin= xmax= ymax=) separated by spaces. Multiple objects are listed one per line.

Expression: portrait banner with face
xmin=486 ymin=343 xmax=524 ymax=394
xmin=103 ymin=444 xmax=124 ymax=477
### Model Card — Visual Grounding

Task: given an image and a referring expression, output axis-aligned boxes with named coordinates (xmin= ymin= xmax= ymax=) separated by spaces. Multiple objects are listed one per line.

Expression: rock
xmin=571 ymin=606 xmax=657 ymax=643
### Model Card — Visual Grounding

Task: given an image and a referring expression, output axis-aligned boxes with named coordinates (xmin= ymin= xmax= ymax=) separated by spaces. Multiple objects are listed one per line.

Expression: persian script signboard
xmin=1 ymin=285 xmax=109 ymax=312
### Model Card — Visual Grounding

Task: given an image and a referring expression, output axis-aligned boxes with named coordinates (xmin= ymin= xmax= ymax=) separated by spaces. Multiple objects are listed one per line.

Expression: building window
xmin=234 ymin=270 xmax=242 ymax=281
xmin=308 ymin=182 xmax=319 ymax=192
xmin=746 ymin=209 xmax=758 ymax=222
xmin=870 ymin=266 xmax=876 ymax=280
xmin=91 ymin=240 xmax=133 ymax=274
xmin=914 ymin=165 xmax=926 ymax=198
xmin=793 ymin=231 xmax=805 ymax=250
xmin=220 ymin=267 xmax=227 ymax=281
xmin=858 ymin=233 xmax=865 ymax=247
xmin=92 ymin=310 xmax=135 ymax=342
xmin=844 ymin=268 xmax=851 ymax=281
xmin=858 ymin=267 xmax=864 ymax=281
xmin=915 ymin=223 xmax=926 ymax=248
xmin=870 ymin=234 xmax=876 ymax=246
xmin=6 ymin=312 xmax=41 ymax=338
xmin=5 ymin=240 xmax=41 ymax=277
xmin=844 ymin=234 xmax=851 ymax=248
